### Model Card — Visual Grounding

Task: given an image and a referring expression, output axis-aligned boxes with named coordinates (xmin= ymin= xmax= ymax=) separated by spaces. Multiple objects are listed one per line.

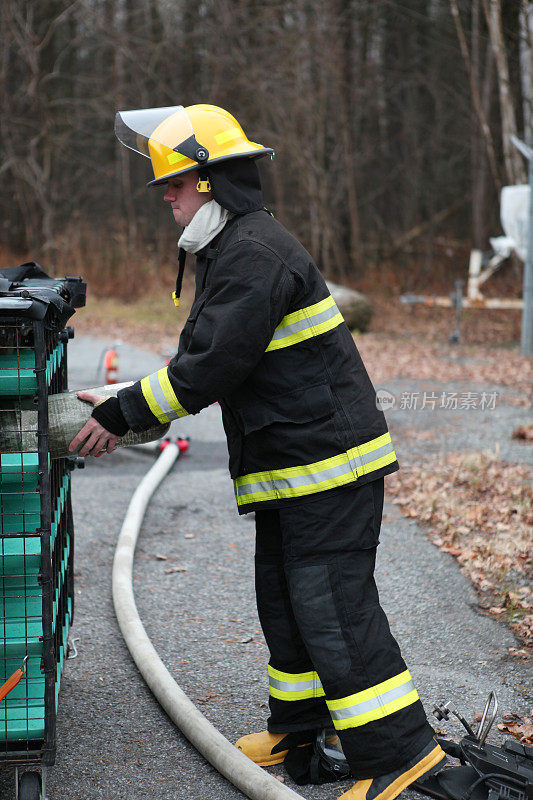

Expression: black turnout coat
xmin=118 ymin=210 xmax=398 ymax=513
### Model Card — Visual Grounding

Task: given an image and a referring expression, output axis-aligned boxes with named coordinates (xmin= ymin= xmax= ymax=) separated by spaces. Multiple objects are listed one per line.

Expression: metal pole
xmin=522 ymin=156 xmax=533 ymax=356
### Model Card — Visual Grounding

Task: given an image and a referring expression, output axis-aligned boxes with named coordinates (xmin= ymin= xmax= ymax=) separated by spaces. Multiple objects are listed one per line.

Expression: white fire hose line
xmin=112 ymin=443 xmax=307 ymax=800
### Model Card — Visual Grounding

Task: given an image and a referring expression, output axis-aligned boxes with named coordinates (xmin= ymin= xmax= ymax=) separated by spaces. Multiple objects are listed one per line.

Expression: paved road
xmin=1 ymin=335 xmax=529 ymax=800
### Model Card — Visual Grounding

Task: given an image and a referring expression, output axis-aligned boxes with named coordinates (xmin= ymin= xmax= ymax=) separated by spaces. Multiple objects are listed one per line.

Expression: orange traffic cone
xmin=104 ymin=348 xmax=119 ymax=383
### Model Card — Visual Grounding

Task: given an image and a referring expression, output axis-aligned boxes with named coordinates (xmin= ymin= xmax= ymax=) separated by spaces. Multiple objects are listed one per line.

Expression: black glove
xmin=91 ymin=396 xmax=129 ymax=437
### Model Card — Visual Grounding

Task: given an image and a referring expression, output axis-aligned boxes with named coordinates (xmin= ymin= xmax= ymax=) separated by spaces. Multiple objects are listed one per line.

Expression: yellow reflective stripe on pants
xmin=234 ymin=432 xmax=396 ymax=506
xmin=326 ymin=670 xmax=419 ymax=731
xmin=266 ymin=295 xmax=344 ymax=352
xmin=140 ymin=367 xmax=189 ymax=424
xmin=268 ymin=665 xmax=325 ymax=701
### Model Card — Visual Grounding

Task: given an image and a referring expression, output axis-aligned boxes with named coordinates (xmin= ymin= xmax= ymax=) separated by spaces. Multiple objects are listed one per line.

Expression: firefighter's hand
xmin=69 ymin=391 xmax=119 ymax=458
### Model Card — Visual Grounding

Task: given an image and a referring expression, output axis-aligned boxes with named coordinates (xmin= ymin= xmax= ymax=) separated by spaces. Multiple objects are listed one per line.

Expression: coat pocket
xmin=235 ymin=383 xmax=335 ymax=436
xmin=179 ymin=289 xmax=210 ymax=352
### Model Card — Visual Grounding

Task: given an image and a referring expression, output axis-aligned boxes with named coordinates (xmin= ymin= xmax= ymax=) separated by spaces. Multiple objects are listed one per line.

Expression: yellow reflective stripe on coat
xmin=266 ymin=295 xmax=344 ymax=352
xmin=234 ymin=432 xmax=396 ymax=506
xmin=326 ymin=670 xmax=419 ymax=731
xmin=268 ymin=665 xmax=325 ymax=701
xmin=140 ymin=367 xmax=189 ymax=424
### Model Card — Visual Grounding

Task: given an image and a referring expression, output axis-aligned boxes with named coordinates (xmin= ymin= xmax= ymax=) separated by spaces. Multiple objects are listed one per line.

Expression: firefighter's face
xmin=164 ymin=171 xmax=212 ymax=227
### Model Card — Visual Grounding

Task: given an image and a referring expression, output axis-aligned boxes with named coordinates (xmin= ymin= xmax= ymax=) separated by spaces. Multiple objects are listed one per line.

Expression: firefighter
xmin=70 ymin=105 xmax=445 ymax=800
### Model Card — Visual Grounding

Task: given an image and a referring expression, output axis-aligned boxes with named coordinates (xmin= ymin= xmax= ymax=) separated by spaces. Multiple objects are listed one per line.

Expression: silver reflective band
xmin=141 ymin=368 xmax=189 ymax=423
xmin=269 ymin=301 xmax=341 ymax=343
xmin=326 ymin=670 xmax=420 ymax=730
xmin=328 ymin=680 xmax=416 ymax=722
xmin=268 ymin=666 xmax=326 ymax=700
xmin=148 ymin=372 xmax=177 ymax=420
xmin=234 ymin=435 xmax=396 ymax=501
xmin=269 ymin=676 xmax=324 ymax=694
xmin=347 ymin=440 xmax=395 ymax=475
xmin=237 ymin=460 xmax=353 ymax=498
xmin=266 ymin=295 xmax=344 ymax=351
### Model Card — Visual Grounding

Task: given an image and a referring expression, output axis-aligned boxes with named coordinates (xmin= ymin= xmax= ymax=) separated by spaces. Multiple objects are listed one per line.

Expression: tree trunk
xmin=449 ymin=0 xmax=502 ymax=192
xmin=472 ymin=0 xmax=495 ymax=248
xmin=520 ymin=1 xmax=533 ymax=147
xmin=337 ymin=0 xmax=362 ymax=274
xmin=483 ymin=0 xmax=526 ymax=183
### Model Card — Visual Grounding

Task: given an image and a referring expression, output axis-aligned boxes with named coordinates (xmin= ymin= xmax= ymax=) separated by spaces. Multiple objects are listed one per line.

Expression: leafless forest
xmin=1 ymin=0 xmax=532 ymax=294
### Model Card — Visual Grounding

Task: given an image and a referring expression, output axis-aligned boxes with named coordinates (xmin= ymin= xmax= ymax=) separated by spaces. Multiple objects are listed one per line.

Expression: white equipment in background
xmin=400 ymin=184 xmax=525 ymax=342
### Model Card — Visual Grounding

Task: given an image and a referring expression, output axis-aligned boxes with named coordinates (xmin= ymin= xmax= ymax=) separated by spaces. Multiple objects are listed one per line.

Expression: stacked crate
xmin=0 ymin=268 xmax=85 ymax=773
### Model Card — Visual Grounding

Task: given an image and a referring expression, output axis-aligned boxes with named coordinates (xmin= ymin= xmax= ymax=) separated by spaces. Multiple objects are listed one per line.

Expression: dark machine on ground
xmin=414 ymin=693 xmax=533 ymax=800
xmin=289 ymin=693 xmax=533 ymax=800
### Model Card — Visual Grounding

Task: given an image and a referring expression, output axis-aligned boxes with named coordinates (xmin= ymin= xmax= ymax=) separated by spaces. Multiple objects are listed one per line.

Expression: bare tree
xmin=482 ymin=0 xmax=526 ymax=183
xmin=520 ymin=0 xmax=533 ymax=146
xmin=0 ymin=0 xmax=530 ymax=288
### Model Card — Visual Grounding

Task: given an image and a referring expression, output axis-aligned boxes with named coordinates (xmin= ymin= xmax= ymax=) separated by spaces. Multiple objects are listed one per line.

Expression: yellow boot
xmin=235 ymin=729 xmax=339 ymax=767
xmin=235 ymin=730 xmax=297 ymax=766
xmin=338 ymin=741 xmax=446 ymax=800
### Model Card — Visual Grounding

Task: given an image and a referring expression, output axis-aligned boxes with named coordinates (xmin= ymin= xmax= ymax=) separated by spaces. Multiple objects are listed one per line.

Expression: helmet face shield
xmin=115 ymin=106 xmax=198 ymax=159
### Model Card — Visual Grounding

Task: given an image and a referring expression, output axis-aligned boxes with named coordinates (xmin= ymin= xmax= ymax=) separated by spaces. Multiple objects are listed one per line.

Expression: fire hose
xmin=112 ymin=440 xmax=307 ymax=800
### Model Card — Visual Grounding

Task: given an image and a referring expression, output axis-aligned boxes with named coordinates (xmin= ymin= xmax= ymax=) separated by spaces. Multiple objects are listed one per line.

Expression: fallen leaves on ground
xmin=512 ymin=425 xmax=533 ymax=442
xmin=364 ymin=293 xmax=522 ymax=348
xmin=195 ymin=689 xmax=223 ymax=704
xmin=507 ymin=647 xmax=530 ymax=658
xmin=357 ymin=330 xmax=531 ymax=407
xmin=388 ymin=452 xmax=532 ymax=651
xmin=497 ymin=712 xmax=533 ymax=743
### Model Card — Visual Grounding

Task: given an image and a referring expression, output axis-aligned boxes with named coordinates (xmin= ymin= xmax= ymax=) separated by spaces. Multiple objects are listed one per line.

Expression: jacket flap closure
xmin=237 ymin=383 xmax=335 ymax=436
xmin=187 ymin=288 xmax=209 ymax=322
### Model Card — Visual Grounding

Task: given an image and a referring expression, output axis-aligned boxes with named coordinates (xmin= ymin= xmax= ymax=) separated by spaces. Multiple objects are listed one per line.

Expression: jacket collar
xmin=195 ymin=215 xmax=240 ymax=258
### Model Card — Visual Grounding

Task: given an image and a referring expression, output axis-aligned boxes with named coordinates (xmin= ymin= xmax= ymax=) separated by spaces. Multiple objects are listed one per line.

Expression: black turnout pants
xmin=254 ymin=478 xmax=434 ymax=778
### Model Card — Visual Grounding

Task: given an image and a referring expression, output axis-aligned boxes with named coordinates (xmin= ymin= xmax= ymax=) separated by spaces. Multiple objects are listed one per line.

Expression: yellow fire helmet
xmin=114 ymin=103 xmax=274 ymax=186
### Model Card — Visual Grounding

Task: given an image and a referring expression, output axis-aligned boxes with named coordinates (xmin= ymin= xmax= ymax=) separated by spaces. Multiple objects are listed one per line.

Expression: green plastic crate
xmin=52 ymin=537 xmax=71 ymax=633
xmin=0 ymin=351 xmax=36 ymax=396
xmin=0 ymin=489 xmax=40 ymax=535
xmin=0 ymin=454 xmax=39 ymax=489
xmin=0 ymin=341 xmax=64 ymax=395
xmin=0 ymin=700 xmax=45 ymax=741
xmin=0 ymin=654 xmax=44 ymax=698
xmin=0 ymin=615 xmax=43 ymax=658
xmin=46 ymin=342 xmax=64 ymax=384
xmin=0 ymin=573 xmax=43 ymax=659
xmin=55 ymin=616 xmax=70 ymax=710
xmin=0 ymin=538 xmax=41 ymax=576
xmin=51 ymin=474 xmax=70 ymax=552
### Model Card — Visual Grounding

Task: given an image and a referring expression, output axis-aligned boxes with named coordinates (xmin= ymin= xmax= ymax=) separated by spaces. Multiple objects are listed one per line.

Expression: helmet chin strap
xmin=172 ymin=247 xmax=187 ymax=307
xmin=196 ymin=169 xmax=211 ymax=193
